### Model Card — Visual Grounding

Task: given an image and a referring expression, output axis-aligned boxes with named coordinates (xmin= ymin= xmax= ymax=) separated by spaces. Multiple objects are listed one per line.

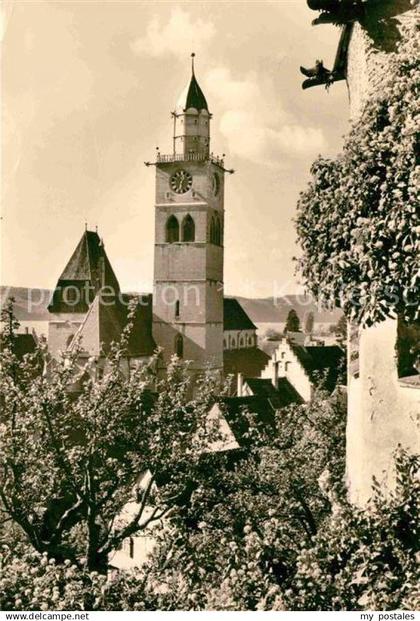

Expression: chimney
xmin=237 ymin=372 xmax=244 ymax=397
xmin=272 ymin=361 xmax=279 ymax=388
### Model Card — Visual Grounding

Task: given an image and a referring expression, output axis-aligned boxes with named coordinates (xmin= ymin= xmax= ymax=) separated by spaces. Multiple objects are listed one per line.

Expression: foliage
xmin=0 ymin=543 xmax=154 ymax=611
xmin=330 ymin=315 xmax=348 ymax=340
xmin=284 ymin=448 xmax=420 ymax=611
xmin=295 ymin=24 xmax=420 ymax=326
xmin=137 ymin=389 xmax=347 ymax=610
xmin=285 ymin=309 xmax=301 ymax=333
xmin=0 ymin=298 xmax=226 ymax=572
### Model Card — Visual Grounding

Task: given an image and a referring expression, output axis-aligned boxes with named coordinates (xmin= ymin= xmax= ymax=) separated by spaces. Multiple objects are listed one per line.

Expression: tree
xmin=304 ymin=312 xmax=315 ymax=335
xmin=139 ymin=388 xmax=347 ymax=610
xmin=285 ymin=448 xmax=420 ymax=611
xmin=284 ymin=309 xmax=301 ymax=333
xmin=0 ymin=299 xmax=226 ymax=573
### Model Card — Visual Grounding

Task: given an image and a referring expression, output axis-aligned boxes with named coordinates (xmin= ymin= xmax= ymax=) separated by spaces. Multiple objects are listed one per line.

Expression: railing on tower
xmin=156 ymin=152 xmax=225 ymax=167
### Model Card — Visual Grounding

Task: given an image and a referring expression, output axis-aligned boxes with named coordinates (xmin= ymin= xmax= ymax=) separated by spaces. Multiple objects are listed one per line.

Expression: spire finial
xmin=191 ymin=52 xmax=195 ymax=75
xmin=85 ymin=220 xmax=87 ymax=231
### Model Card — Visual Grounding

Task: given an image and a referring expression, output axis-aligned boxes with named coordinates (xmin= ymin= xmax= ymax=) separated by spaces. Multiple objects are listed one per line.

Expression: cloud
xmin=205 ymin=67 xmax=327 ymax=165
xmin=131 ymin=7 xmax=215 ymax=58
xmin=131 ymin=9 xmax=327 ymax=165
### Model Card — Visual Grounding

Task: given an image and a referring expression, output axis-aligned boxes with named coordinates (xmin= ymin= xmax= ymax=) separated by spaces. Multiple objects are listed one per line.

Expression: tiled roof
xmin=48 ymin=230 xmax=120 ymax=314
xmin=277 ymin=377 xmax=305 ymax=407
xmin=224 ymin=298 xmax=257 ymax=331
xmin=224 ymin=347 xmax=269 ymax=379
xmin=291 ymin=344 xmax=346 ymax=392
xmin=245 ymin=377 xmax=304 ymax=408
xmin=218 ymin=396 xmax=276 ymax=446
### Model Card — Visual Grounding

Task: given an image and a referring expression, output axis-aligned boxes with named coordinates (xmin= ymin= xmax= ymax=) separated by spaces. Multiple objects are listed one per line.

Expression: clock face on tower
xmin=170 ymin=169 xmax=193 ymax=194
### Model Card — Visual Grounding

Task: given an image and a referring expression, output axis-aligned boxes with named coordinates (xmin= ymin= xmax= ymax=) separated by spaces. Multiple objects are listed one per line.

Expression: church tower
xmin=151 ymin=55 xmax=226 ymax=374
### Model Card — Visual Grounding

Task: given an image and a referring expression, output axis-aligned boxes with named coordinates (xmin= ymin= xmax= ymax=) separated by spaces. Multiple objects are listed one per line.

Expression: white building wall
xmin=260 ymin=340 xmax=312 ymax=402
xmin=347 ymin=319 xmax=420 ymax=505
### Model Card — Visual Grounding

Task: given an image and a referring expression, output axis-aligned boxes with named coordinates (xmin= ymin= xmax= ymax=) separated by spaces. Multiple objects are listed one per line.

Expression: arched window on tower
xmin=182 ymin=215 xmax=195 ymax=242
xmin=175 ymin=334 xmax=184 ymax=358
xmin=210 ymin=213 xmax=222 ymax=245
xmin=166 ymin=216 xmax=179 ymax=243
xmin=175 ymin=300 xmax=180 ymax=319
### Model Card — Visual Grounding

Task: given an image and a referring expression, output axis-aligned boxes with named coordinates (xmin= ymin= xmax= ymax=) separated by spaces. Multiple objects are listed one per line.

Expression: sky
xmin=1 ymin=0 xmax=350 ymax=297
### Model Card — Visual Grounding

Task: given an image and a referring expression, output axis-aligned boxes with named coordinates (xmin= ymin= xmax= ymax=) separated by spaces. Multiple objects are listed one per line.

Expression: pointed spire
xmin=175 ymin=54 xmax=209 ymax=113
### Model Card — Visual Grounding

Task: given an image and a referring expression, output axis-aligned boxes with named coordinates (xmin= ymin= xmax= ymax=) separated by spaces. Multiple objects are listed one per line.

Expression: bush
xmin=296 ymin=24 xmax=420 ymax=326
xmin=284 ymin=448 xmax=420 ymax=610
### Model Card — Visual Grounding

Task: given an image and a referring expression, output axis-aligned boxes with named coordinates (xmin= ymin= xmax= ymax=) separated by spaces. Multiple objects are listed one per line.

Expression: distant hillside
xmin=234 ymin=295 xmax=342 ymax=325
xmin=1 ymin=286 xmax=342 ymax=326
xmin=0 ymin=287 xmax=52 ymax=320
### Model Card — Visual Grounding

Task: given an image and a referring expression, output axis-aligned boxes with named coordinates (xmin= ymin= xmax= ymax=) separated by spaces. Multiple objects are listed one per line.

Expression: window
xmin=223 ymin=338 xmax=227 ymax=349
xmin=396 ymin=316 xmax=420 ymax=378
xmin=182 ymin=214 xmax=195 ymax=242
xmin=175 ymin=300 xmax=180 ymax=319
xmin=239 ymin=337 xmax=244 ymax=348
xmin=210 ymin=213 xmax=222 ymax=245
xmin=166 ymin=215 xmax=179 ymax=243
xmin=175 ymin=334 xmax=184 ymax=358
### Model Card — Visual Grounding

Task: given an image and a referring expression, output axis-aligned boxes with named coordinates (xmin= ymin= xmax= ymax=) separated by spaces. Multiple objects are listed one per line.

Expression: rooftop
xmin=175 ymin=58 xmax=209 ymax=113
xmin=224 ymin=298 xmax=257 ymax=331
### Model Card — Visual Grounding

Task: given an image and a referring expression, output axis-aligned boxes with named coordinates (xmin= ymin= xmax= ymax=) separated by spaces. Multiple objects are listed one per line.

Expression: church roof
xmin=175 ymin=72 xmax=209 ymax=113
xmin=48 ymin=230 xmax=120 ymax=313
xmin=68 ymin=293 xmax=156 ymax=358
xmin=224 ymin=298 xmax=257 ymax=331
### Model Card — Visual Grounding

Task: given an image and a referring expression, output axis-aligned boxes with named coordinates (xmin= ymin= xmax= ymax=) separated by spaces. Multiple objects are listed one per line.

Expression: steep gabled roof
xmin=48 ymin=230 xmax=120 ymax=314
xmin=277 ymin=377 xmax=305 ymax=407
xmin=224 ymin=298 xmax=257 ymax=331
xmin=291 ymin=344 xmax=346 ymax=392
xmin=244 ymin=377 xmax=304 ymax=409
